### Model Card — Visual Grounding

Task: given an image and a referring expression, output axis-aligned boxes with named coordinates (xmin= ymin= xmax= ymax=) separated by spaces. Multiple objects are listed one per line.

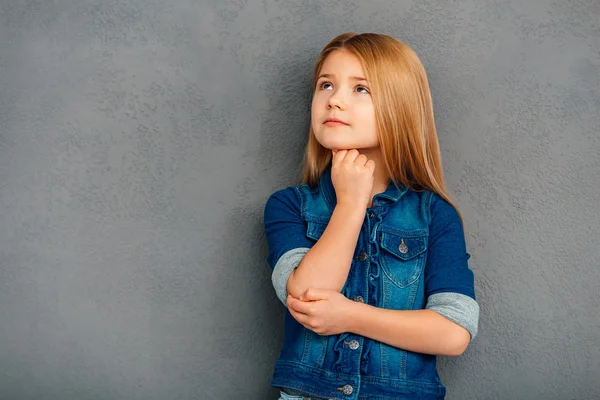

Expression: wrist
xmin=335 ymin=201 xmax=367 ymax=216
xmin=345 ymin=300 xmax=367 ymax=334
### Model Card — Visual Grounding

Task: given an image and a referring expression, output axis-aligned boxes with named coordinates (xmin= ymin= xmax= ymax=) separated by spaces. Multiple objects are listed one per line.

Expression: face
xmin=311 ymin=50 xmax=379 ymax=152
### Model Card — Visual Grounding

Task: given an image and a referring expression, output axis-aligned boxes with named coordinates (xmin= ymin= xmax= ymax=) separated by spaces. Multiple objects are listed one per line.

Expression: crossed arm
xmin=286 ymin=288 xmax=471 ymax=356
xmin=282 ymin=203 xmax=473 ymax=357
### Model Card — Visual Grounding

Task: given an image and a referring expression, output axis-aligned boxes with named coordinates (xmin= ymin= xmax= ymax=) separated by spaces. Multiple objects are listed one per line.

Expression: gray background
xmin=0 ymin=0 xmax=598 ymax=399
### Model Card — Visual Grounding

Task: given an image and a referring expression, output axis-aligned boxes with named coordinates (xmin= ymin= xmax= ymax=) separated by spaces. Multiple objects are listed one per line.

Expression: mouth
xmin=324 ymin=118 xmax=349 ymax=126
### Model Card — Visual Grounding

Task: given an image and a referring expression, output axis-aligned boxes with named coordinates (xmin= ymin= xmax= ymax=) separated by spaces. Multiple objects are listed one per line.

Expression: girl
xmin=264 ymin=32 xmax=479 ymax=400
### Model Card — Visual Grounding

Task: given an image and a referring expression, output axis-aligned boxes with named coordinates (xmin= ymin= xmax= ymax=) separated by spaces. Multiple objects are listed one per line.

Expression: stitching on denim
xmin=316 ymin=334 xmax=328 ymax=368
xmin=301 ymin=330 xmax=311 ymax=363
xmin=275 ymin=361 xmax=444 ymax=389
xmin=378 ymin=225 xmax=428 ymax=237
xmin=406 ymin=262 xmax=421 ymax=309
xmin=295 ymin=185 xmax=307 ymax=219
xmin=425 ymin=190 xmax=433 ymax=226
xmin=380 ymin=339 xmax=388 ymax=378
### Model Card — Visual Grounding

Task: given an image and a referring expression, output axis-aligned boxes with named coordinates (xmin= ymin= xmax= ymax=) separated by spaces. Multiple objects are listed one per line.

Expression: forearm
xmin=287 ymin=203 xmax=365 ymax=298
xmin=348 ymin=303 xmax=471 ymax=356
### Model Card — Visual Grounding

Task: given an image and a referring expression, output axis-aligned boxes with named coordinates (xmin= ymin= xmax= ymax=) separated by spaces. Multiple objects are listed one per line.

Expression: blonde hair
xmin=301 ymin=32 xmax=461 ymax=217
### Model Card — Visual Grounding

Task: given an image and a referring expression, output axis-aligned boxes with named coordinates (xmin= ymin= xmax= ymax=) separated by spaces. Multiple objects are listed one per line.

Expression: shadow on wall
xmin=204 ymin=44 xmax=321 ymax=398
xmin=256 ymin=43 xmax=315 ymax=186
xmin=209 ymin=203 xmax=284 ymax=398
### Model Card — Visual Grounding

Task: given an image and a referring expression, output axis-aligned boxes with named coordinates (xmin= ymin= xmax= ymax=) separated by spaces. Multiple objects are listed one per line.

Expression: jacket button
xmin=347 ymin=340 xmax=360 ymax=350
xmin=353 ymin=295 xmax=365 ymax=303
xmin=358 ymin=252 xmax=369 ymax=261
xmin=342 ymin=384 xmax=353 ymax=395
xmin=399 ymin=239 xmax=409 ymax=254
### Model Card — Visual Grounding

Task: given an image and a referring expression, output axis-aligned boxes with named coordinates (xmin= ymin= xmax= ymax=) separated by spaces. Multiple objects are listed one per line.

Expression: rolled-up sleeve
xmin=424 ymin=194 xmax=480 ymax=340
xmin=264 ymin=187 xmax=314 ymax=305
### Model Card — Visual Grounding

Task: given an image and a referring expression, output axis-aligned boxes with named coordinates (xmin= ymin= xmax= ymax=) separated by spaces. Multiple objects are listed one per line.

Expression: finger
xmin=342 ymin=149 xmax=360 ymax=164
xmin=365 ymin=159 xmax=376 ymax=172
xmin=288 ymin=306 xmax=309 ymax=324
xmin=332 ymin=149 xmax=347 ymax=164
xmin=288 ymin=296 xmax=311 ymax=312
xmin=291 ymin=299 xmax=314 ymax=314
xmin=356 ymin=154 xmax=368 ymax=166
xmin=286 ymin=295 xmax=295 ymax=308
xmin=302 ymin=288 xmax=330 ymax=301
xmin=288 ymin=301 xmax=305 ymax=314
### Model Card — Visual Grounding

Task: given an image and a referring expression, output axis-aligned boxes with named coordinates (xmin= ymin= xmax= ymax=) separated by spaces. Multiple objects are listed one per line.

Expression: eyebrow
xmin=317 ymin=73 xmax=368 ymax=81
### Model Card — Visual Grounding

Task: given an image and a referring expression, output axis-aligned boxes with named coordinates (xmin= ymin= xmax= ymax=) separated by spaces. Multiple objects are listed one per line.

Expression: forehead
xmin=319 ymin=50 xmax=365 ymax=76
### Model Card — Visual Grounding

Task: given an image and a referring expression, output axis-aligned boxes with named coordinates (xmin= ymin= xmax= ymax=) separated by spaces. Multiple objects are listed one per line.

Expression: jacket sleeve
xmin=264 ymin=187 xmax=314 ymax=305
xmin=424 ymin=194 xmax=480 ymax=340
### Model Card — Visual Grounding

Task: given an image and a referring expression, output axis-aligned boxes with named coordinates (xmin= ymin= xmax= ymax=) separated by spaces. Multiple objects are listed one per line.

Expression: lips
xmin=324 ymin=118 xmax=349 ymax=125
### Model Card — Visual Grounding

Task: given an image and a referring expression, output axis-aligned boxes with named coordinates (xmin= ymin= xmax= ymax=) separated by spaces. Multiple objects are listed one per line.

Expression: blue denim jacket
xmin=264 ymin=165 xmax=478 ymax=400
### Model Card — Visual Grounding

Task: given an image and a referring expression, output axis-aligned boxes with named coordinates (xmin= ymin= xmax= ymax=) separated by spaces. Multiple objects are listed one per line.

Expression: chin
xmin=320 ymin=141 xmax=364 ymax=150
xmin=317 ymin=141 xmax=347 ymax=150
xmin=314 ymin=137 xmax=347 ymax=150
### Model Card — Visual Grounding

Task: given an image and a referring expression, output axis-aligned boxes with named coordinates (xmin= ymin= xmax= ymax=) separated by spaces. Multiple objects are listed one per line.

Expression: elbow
xmin=286 ymin=268 xmax=345 ymax=299
xmin=444 ymin=328 xmax=471 ymax=356
xmin=286 ymin=269 xmax=303 ymax=299
xmin=286 ymin=269 xmax=319 ymax=299
xmin=447 ymin=341 xmax=469 ymax=357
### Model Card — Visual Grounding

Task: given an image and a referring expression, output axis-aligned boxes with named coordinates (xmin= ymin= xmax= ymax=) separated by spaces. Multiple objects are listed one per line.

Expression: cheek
xmin=356 ymin=104 xmax=376 ymax=124
xmin=310 ymin=97 xmax=323 ymax=126
xmin=360 ymin=107 xmax=378 ymax=139
xmin=311 ymin=94 xmax=325 ymax=111
xmin=364 ymin=105 xmax=377 ymax=128
xmin=310 ymin=110 xmax=318 ymax=131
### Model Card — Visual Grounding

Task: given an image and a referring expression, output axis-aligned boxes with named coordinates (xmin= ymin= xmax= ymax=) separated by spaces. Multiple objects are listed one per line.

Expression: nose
xmin=327 ymin=90 xmax=345 ymax=110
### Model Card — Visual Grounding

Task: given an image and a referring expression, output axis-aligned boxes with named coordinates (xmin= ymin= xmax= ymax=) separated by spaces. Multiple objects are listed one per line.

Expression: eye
xmin=318 ymin=81 xmax=333 ymax=90
xmin=356 ymin=85 xmax=370 ymax=94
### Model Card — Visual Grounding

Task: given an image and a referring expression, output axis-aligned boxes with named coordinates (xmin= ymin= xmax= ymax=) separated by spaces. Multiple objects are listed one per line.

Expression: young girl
xmin=263 ymin=32 xmax=479 ymax=400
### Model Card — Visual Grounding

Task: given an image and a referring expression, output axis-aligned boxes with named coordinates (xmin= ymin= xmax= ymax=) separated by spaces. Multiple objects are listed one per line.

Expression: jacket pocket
xmin=306 ymin=219 xmax=328 ymax=241
xmin=379 ymin=227 xmax=427 ymax=288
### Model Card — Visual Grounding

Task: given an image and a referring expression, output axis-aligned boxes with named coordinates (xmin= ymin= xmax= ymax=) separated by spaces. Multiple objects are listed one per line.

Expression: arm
xmin=287 ymin=289 xmax=474 ymax=356
xmin=356 ymin=193 xmax=480 ymax=355
xmin=264 ymin=186 xmax=365 ymax=305
xmin=349 ymin=304 xmax=471 ymax=356
xmin=287 ymin=150 xmax=375 ymax=299
xmin=287 ymin=193 xmax=479 ymax=355
xmin=286 ymin=203 xmax=364 ymax=298
xmin=349 ymin=194 xmax=478 ymax=356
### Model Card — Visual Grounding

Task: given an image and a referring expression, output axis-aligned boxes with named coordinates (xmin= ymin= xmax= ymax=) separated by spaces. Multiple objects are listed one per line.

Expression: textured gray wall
xmin=0 ymin=1 xmax=598 ymax=399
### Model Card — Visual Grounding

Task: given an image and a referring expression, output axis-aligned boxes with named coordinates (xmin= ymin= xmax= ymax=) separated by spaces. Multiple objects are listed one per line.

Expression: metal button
xmin=369 ymin=211 xmax=375 ymax=218
xmin=353 ymin=295 xmax=365 ymax=303
xmin=399 ymin=239 xmax=409 ymax=254
xmin=347 ymin=340 xmax=359 ymax=350
xmin=358 ymin=252 xmax=368 ymax=261
xmin=342 ymin=384 xmax=353 ymax=395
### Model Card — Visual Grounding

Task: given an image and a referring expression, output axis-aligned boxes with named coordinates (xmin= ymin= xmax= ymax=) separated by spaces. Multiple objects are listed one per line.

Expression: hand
xmin=286 ymin=288 xmax=355 ymax=336
xmin=331 ymin=149 xmax=375 ymax=209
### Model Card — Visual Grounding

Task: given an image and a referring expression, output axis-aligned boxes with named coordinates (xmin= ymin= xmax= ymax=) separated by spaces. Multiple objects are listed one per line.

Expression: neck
xmin=358 ymin=148 xmax=390 ymax=207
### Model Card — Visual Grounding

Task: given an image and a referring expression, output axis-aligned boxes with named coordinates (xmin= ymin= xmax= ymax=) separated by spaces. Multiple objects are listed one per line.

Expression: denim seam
xmin=275 ymin=360 xmax=444 ymax=388
xmin=424 ymin=190 xmax=433 ymax=226
xmin=294 ymin=185 xmax=306 ymax=219
xmin=301 ymin=330 xmax=312 ymax=363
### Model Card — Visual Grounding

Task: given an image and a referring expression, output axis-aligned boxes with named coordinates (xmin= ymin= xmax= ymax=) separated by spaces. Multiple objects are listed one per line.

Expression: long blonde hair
xmin=302 ymin=32 xmax=460 ymax=217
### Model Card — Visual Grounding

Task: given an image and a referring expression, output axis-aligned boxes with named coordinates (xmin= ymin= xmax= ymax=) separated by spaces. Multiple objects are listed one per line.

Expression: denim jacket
xmin=264 ymin=165 xmax=479 ymax=400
